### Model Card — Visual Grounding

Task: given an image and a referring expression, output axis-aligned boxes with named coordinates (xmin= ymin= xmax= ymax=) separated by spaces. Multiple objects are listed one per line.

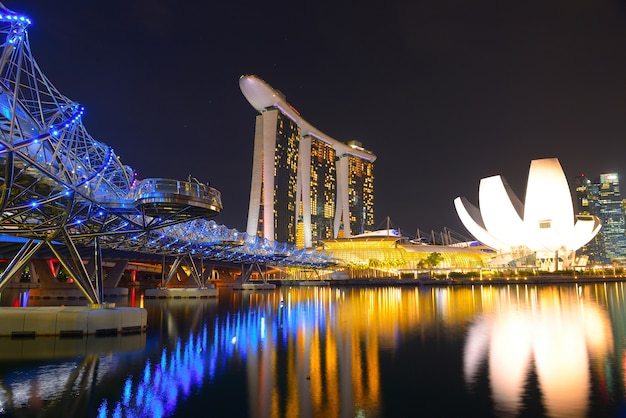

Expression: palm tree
xmin=420 ymin=252 xmax=443 ymax=278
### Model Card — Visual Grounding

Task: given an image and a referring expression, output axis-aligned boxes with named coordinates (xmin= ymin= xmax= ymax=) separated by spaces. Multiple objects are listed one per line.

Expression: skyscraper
xmin=575 ymin=172 xmax=626 ymax=265
xmin=240 ymin=75 xmax=376 ymax=247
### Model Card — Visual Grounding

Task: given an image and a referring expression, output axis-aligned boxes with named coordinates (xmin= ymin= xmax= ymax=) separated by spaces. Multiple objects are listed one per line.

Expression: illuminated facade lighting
xmin=575 ymin=172 xmax=626 ymax=264
xmin=454 ymin=158 xmax=602 ymax=271
xmin=240 ymin=75 xmax=376 ymax=247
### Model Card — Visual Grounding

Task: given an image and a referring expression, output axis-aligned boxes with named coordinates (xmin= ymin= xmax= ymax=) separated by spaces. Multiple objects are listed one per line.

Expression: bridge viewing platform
xmin=117 ymin=177 xmax=222 ymax=219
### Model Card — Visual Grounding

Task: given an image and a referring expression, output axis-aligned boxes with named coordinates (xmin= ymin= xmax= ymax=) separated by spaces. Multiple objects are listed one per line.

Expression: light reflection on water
xmin=0 ymin=283 xmax=623 ymax=417
xmin=464 ymin=285 xmax=614 ymax=418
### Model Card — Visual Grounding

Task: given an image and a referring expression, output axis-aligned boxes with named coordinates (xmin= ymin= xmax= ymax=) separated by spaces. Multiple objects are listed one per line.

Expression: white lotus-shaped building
xmin=454 ymin=158 xmax=601 ymax=270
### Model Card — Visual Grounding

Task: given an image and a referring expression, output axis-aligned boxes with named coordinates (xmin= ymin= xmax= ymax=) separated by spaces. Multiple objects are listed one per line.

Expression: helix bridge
xmin=0 ymin=5 xmax=335 ymax=305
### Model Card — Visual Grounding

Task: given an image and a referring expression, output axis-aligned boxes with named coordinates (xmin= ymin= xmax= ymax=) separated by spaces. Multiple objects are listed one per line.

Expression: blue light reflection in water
xmin=1 ymin=284 xmax=626 ymax=417
xmin=93 ymin=289 xmax=335 ymax=418
xmin=96 ymin=327 xmax=214 ymax=418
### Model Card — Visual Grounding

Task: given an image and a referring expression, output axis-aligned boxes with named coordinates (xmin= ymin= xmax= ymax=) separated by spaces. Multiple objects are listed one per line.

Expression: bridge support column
xmin=103 ymin=260 xmax=129 ymax=288
xmin=93 ymin=236 xmax=104 ymax=304
xmin=240 ymin=262 xmax=268 ymax=283
xmin=46 ymin=229 xmax=99 ymax=304
xmin=163 ymin=256 xmax=184 ymax=288
xmin=0 ymin=239 xmax=44 ymax=291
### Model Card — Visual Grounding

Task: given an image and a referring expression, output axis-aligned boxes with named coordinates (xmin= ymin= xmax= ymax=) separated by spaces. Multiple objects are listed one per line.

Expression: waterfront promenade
xmin=283 ymin=274 xmax=626 ymax=287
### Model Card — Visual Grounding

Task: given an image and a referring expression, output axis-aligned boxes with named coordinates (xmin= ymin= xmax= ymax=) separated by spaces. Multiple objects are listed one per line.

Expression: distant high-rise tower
xmin=575 ymin=172 xmax=626 ymax=264
xmin=240 ymin=75 xmax=376 ymax=247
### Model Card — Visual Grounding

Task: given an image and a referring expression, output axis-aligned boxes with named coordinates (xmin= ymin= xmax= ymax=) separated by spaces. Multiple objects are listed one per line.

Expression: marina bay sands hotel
xmin=239 ymin=75 xmax=377 ymax=248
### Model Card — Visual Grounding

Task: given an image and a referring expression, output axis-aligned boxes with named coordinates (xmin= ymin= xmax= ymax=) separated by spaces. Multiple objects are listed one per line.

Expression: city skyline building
xmin=575 ymin=173 xmax=626 ymax=265
xmin=239 ymin=75 xmax=376 ymax=247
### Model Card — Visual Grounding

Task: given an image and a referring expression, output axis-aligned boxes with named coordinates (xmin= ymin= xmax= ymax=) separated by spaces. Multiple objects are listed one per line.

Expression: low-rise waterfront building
xmin=319 ymin=233 xmax=492 ymax=279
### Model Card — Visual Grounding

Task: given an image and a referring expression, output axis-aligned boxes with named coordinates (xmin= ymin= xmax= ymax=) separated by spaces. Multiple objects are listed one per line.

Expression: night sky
xmin=8 ymin=1 xmax=626 ymax=240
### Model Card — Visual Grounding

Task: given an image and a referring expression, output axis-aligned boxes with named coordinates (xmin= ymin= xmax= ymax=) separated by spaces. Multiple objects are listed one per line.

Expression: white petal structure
xmin=454 ymin=158 xmax=601 ymax=270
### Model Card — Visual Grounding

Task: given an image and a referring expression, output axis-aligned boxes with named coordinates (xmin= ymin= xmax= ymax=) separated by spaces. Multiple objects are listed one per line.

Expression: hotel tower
xmin=240 ymin=75 xmax=377 ymax=247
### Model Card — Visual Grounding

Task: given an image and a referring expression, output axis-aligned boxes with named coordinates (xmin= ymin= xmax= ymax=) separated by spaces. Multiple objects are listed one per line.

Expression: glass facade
xmin=250 ymin=107 xmax=376 ymax=247
xmin=309 ymin=138 xmax=336 ymax=245
xmin=321 ymin=237 xmax=487 ymax=278
xmin=575 ymin=173 xmax=626 ymax=264
xmin=575 ymin=174 xmax=603 ymax=262
xmin=269 ymin=112 xmax=300 ymax=243
xmin=348 ymin=156 xmax=375 ymax=236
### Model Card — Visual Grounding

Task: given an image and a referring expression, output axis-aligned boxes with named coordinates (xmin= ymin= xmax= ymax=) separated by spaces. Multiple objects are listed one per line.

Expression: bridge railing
xmin=127 ymin=178 xmax=222 ymax=209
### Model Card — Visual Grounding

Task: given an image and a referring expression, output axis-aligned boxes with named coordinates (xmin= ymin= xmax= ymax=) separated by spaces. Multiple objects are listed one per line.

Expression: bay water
xmin=0 ymin=283 xmax=624 ymax=417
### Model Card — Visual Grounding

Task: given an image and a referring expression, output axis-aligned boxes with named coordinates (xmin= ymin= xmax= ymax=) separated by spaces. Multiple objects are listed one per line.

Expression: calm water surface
xmin=0 ymin=283 xmax=625 ymax=418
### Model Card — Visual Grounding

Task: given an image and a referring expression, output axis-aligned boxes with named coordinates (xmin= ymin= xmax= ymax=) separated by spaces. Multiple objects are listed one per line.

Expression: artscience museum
xmin=454 ymin=158 xmax=602 ymax=271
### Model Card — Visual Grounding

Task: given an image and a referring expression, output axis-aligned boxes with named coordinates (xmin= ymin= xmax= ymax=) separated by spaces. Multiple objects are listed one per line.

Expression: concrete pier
xmin=226 ymin=282 xmax=276 ymax=290
xmin=28 ymin=287 xmax=129 ymax=300
xmin=0 ymin=306 xmax=147 ymax=337
xmin=144 ymin=287 xmax=218 ymax=299
xmin=294 ymin=280 xmax=329 ymax=286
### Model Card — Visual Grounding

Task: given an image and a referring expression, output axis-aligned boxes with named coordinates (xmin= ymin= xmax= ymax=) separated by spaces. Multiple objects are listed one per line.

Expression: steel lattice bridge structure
xmin=0 ymin=6 xmax=335 ymax=304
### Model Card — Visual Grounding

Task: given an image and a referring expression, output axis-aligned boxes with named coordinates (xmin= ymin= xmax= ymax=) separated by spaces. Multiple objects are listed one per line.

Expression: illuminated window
xmin=539 ymin=220 xmax=551 ymax=229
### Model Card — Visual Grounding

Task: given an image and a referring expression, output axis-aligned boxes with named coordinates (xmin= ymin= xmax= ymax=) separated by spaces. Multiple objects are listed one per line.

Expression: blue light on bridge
xmin=0 ymin=14 xmax=31 ymax=25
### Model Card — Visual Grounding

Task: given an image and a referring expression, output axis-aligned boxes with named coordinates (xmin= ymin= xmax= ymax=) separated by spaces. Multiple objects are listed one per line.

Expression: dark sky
xmin=8 ymin=1 xmax=626 ymax=239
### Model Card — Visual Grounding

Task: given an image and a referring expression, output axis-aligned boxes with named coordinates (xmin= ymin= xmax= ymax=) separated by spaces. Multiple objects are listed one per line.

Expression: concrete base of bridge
xmin=290 ymin=280 xmax=330 ymax=286
xmin=29 ymin=287 xmax=129 ymax=300
xmin=0 ymin=306 xmax=147 ymax=337
xmin=217 ymin=282 xmax=276 ymax=290
xmin=144 ymin=287 xmax=218 ymax=299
